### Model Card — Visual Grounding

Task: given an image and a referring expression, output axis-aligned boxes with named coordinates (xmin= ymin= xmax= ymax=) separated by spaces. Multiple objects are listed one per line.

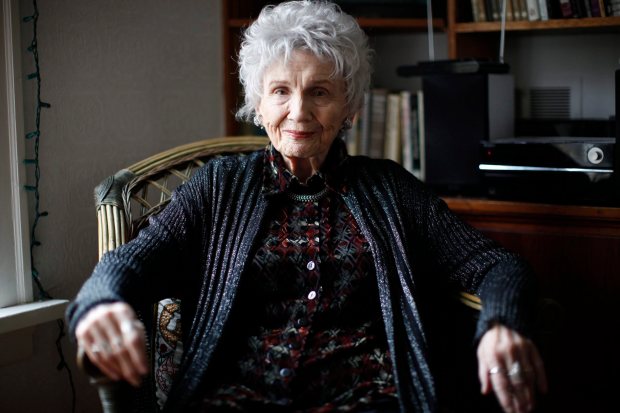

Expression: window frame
xmin=1 ymin=0 xmax=33 ymax=309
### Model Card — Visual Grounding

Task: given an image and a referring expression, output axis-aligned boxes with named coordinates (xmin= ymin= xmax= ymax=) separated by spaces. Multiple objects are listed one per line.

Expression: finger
xmin=120 ymin=319 xmax=149 ymax=376
xmin=113 ymin=341 xmax=143 ymax=387
xmin=527 ymin=340 xmax=548 ymax=394
xmin=86 ymin=328 xmax=122 ymax=381
xmin=509 ymin=357 xmax=534 ymax=412
xmin=490 ymin=369 xmax=515 ymax=413
xmin=106 ymin=315 xmax=147 ymax=387
xmin=95 ymin=317 xmax=128 ymax=379
xmin=113 ymin=306 xmax=148 ymax=374
xmin=478 ymin=358 xmax=491 ymax=394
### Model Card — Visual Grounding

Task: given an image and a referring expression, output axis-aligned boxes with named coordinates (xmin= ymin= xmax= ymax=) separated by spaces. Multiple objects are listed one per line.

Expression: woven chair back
xmin=94 ymin=136 xmax=269 ymax=258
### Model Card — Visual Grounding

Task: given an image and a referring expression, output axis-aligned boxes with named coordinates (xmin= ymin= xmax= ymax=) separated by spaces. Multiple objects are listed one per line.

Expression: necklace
xmin=286 ymin=186 xmax=329 ymax=202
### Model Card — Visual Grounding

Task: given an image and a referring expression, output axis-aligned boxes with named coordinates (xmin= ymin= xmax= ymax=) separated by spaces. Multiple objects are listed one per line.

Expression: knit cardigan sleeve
xmin=66 ymin=167 xmax=209 ymax=338
xmin=423 ymin=192 xmax=535 ymax=340
xmin=382 ymin=162 xmax=536 ymax=341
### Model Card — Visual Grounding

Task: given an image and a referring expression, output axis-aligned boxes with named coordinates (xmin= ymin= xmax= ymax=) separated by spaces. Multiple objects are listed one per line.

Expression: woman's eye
xmin=273 ymin=88 xmax=287 ymax=95
xmin=312 ymin=88 xmax=328 ymax=97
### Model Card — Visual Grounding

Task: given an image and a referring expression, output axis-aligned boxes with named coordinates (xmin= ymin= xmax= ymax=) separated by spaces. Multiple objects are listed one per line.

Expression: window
xmin=1 ymin=0 xmax=32 ymax=309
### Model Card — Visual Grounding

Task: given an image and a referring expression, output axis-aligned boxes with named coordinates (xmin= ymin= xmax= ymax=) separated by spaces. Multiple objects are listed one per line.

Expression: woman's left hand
xmin=477 ymin=324 xmax=548 ymax=413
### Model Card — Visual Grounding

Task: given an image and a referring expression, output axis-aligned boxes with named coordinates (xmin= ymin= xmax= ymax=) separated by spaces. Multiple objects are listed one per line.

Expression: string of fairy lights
xmin=23 ymin=1 xmax=75 ymax=411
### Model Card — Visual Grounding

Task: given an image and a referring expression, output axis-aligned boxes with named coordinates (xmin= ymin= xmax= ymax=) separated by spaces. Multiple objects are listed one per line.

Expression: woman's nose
xmin=288 ymin=94 xmax=312 ymax=122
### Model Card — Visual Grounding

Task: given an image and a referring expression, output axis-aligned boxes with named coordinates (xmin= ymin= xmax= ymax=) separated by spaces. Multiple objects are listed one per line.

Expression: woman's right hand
xmin=75 ymin=302 xmax=148 ymax=387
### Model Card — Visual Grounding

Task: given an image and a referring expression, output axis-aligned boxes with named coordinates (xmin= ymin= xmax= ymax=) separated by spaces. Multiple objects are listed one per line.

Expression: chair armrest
xmin=77 ymin=347 xmax=131 ymax=413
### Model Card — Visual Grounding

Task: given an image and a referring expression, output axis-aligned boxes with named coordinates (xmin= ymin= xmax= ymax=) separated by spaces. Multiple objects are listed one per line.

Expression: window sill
xmin=0 ymin=299 xmax=69 ymax=366
xmin=0 ymin=299 xmax=69 ymax=334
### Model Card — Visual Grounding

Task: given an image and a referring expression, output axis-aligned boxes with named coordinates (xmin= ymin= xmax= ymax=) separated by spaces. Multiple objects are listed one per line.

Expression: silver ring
xmin=120 ymin=319 xmax=143 ymax=335
xmin=91 ymin=344 xmax=102 ymax=354
xmin=111 ymin=336 xmax=123 ymax=348
xmin=489 ymin=366 xmax=503 ymax=375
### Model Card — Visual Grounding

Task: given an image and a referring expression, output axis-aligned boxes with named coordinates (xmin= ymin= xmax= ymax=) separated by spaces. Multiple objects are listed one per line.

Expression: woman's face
xmin=257 ymin=50 xmax=349 ymax=170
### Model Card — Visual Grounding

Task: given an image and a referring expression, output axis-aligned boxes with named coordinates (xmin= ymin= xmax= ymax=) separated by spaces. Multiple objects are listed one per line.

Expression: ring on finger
xmin=120 ymin=319 xmax=143 ymax=335
xmin=111 ymin=336 xmax=123 ymax=348
xmin=508 ymin=362 xmax=526 ymax=383
xmin=508 ymin=361 xmax=522 ymax=376
xmin=489 ymin=366 xmax=504 ymax=375
xmin=92 ymin=341 xmax=111 ymax=354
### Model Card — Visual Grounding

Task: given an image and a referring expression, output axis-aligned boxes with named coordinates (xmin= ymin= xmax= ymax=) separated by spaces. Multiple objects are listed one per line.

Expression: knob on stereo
xmin=587 ymin=147 xmax=604 ymax=165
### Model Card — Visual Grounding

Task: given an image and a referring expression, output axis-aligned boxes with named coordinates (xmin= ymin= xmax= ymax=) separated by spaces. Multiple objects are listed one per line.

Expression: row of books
xmin=470 ymin=0 xmax=620 ymax=22
xmin=345 ymin=89 xmax=426 ymax=180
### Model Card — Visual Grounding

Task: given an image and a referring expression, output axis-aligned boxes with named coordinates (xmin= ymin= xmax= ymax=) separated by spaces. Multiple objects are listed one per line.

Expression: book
xmin=526 ymin=0 xmax=541 ymax=19
xmin=416 ymin=90 xmax=426 ymax=182
xmin=538 ymin=0 xmax=550 ymax=19
xmin=518 ymin=0 xmax=530 ymax=18
xmin=359 ymin=91 xmax=372 ymax=156
xmin=384 ymin=93 xmax=402 ymax=163
xmin=506 ymin=0 xmax=515 ymax=20
xmin=559 ymin=0 xmax=574 ymax=17
xmin=485 ymin=0 xmax=497 ymax=20
xmin=476 ymin=0 xmax=489 ymax=20
xmin=369 ymin=88 xmax=387 ymax=159
xmin=471 ymin=0 xmax=481 ymax=21
xmin=400 ymin=91 xmax=413 ymax=172
xmin=510 ymin=0 xmax=522 ymax=19
xmin=589 ymin=0 xmax=602 ymax=17
xmin=598 ymin=0 xmax=607 ymax=17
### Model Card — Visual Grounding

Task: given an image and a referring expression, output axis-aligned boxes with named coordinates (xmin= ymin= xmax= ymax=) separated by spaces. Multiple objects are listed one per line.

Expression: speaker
xmin=422 ymin=73 xmax=514 ymax=194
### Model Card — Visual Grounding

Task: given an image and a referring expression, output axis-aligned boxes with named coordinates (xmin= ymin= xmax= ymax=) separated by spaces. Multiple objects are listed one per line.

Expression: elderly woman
xmin=67 ymin=1 xmax=547 ymax=412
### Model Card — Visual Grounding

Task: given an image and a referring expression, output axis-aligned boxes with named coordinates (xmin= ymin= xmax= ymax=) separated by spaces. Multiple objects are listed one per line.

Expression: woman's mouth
xmin=284 ymin=130 xmax=315 ymax=139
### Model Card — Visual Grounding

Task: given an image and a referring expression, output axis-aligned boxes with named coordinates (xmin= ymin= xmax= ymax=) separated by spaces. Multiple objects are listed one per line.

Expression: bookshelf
xmin=447 ymin=0 xmax=620 ymax=58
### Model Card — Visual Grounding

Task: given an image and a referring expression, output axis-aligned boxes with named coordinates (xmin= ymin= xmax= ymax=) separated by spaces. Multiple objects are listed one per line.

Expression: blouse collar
xmin=262 ymin=138 xmax=349 ymax=197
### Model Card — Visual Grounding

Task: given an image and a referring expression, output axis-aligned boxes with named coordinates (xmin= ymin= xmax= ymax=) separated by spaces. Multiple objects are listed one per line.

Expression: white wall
xmin=507 ymin=32 xmax=619 ymax=119
xmin=0 ymin=0 xmax=223 ymax=411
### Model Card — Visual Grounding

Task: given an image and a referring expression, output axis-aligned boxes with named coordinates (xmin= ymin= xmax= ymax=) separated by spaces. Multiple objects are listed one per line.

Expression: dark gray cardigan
xmin=67 ymin=149 xmax=533 ymax=413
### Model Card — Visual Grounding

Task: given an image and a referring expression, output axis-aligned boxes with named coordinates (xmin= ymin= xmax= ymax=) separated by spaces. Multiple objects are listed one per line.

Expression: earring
xmin=342 ymin=118 xmax=353 ymax=130
xmin=253 ymin=114 xmax=262 ymax=127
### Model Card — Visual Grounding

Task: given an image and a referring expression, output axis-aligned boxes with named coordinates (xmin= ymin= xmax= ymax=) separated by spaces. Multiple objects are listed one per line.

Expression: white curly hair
xmin=235 ymin=0 xmax=372 ymax=123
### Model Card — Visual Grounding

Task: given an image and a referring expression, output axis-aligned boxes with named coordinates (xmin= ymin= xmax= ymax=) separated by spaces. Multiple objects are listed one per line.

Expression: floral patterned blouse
xmin=200 ymin=141 xmax=398 ymax=412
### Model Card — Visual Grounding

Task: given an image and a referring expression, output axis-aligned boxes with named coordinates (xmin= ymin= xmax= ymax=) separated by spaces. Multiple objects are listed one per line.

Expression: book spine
xmin=589 ymin=0 xmax=602 ymax=16
xmin=471 ymin=0 xmax=480 ymax=21
xmin=519 ymin=0 xmax=530 ymax=18
xmin=508 ymin=0 xmax=521 ymax=20
xmin=400 ymin=91 xmax=413 ymax=173
xmin=598 ymin=0 xmax=607 ymax=16
xmin=538 ymin=0 xmax=550 ymax=19
xmin=505 ymin=0 xmax=515 ymax=20
xmin=359 ymin=91 xmax=372 ymax=156
xmin=526 ymin=0 xmax=541 ymax=19
xmin=570 ymin=0 xmax=583 ymax=16
xmin=384 ymin=93 xmax=401 ymax=164
xmin=559 ymin=0 xmax=574 ymax=17
xmin=416 ymin=90 xmax=426 ymax=182
xmin=369 ymin=89 xmax=387 ymax=159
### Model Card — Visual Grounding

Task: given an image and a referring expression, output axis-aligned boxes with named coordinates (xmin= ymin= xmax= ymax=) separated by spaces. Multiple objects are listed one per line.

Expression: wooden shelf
xmin=454 ymin=16 xmax=620 ymax=33
xmin=227 ymin=17 xmax=445 ymax=31
xmin=356 ymin=17 xmax=444 ymax=31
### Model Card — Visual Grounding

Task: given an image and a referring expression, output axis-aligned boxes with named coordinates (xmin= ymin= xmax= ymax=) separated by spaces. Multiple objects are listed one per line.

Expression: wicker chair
xmin=78 ymin=136 xmax=269 ymax=413
xmin=77 ymin=135 xmax=489 ymax=412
